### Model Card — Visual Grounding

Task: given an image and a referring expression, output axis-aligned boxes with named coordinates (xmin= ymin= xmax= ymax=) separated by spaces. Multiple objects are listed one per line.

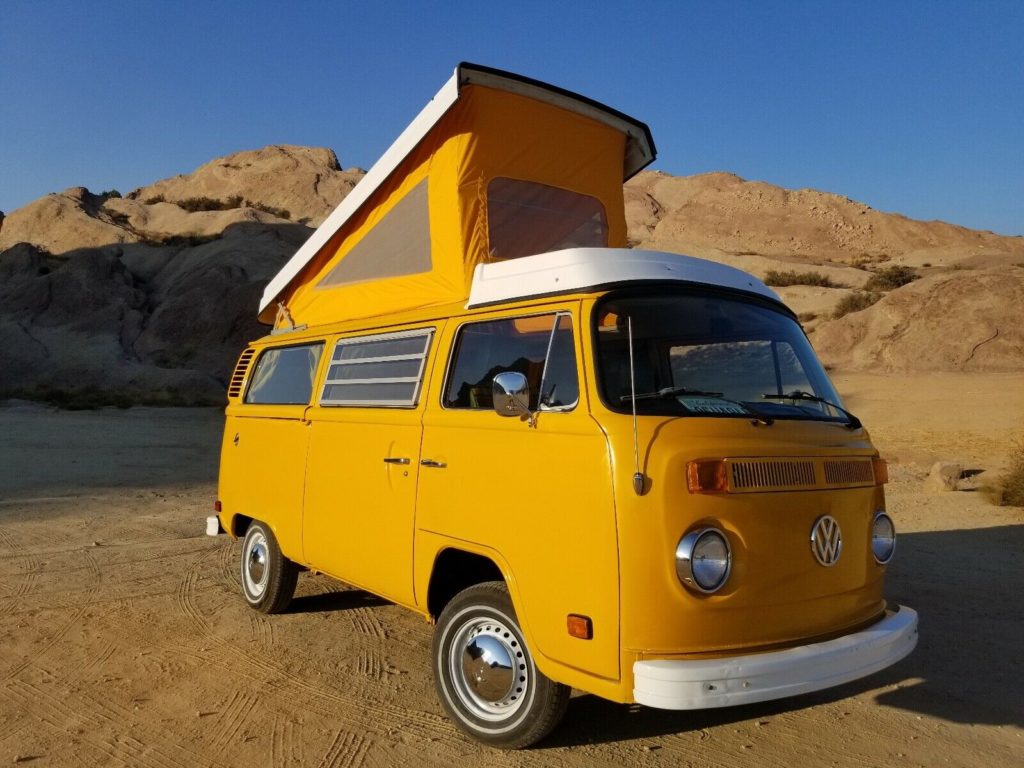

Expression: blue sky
xmin=1 ymin=1 xmax=1022 ymax=235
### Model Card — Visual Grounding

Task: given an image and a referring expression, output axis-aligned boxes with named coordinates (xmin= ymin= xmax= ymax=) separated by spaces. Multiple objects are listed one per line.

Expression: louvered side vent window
xmin=320 ymin=329 xmax=433 ymax=407
xmin=227 ymin=348 xmax=256 ymax=399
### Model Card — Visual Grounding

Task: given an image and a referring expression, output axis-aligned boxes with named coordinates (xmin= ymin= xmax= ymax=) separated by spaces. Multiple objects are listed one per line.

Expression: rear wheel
xmin=432 ymin=581 xmax=570 ymax=748
xmin=240 ymin=521 xmax=297 ymax=614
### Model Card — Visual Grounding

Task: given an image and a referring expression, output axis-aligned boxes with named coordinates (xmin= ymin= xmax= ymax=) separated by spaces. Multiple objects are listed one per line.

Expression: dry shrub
xmin=797 ymin=311 xmax=818 ymax=322
xmin=864 ymin=265 xmax=917 ymax=291
xmin=988 ymin=439 xmax=1024 ymax=507
xmin=765 ymin=270 xmax=841 ymax=288
xmin=248 ymin=201 xmax=291 ymax=220
xmin=177 ymin=195 xmax=244 ymax=212
xmin=832 ymin=291 xmax=882 ymax=319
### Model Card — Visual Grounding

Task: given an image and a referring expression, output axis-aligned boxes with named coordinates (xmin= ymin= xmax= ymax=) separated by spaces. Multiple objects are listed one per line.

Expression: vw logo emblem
xmin=810 ymin=515 xmax=842 ymax=567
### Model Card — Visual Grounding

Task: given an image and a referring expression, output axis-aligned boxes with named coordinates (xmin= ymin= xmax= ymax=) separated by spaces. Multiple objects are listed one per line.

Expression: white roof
xmin=259 ymin=63 xmax=656 ymax=318
xmin=466 ymin=249 xmax=783 ymax=307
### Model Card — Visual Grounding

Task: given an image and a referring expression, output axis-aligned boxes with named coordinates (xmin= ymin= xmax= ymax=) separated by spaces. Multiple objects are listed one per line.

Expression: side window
xmin=320 ymin=329 xmax=433 ymax=407
xmin=245 ymin=343 xmax=324 ymax=405
xmin=444 ymin=313 xmax=578 ymax=411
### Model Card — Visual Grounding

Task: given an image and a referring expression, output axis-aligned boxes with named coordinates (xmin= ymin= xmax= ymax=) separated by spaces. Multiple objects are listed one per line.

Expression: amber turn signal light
xmin=687 ymin=460 xmax=728 ymax=493
xmin=872 ymin=457 xmax=889 ymax=485
xmin=567 ymin=614 xmax=593 ymax=640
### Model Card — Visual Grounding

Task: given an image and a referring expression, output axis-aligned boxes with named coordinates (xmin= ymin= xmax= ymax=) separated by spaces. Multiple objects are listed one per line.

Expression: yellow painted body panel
xmin=300 ymin=321 xmax=444 ymax=608
xmin=218 ymin=404 xmax=311 ymax=559
xmin=416 ymin=304 xmax=621 ymax=682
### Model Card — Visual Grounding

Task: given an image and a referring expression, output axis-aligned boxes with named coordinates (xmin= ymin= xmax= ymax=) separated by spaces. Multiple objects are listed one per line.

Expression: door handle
xmin=383 ymin=457 xmax=411 ymax=465
xmin=420 ymin=459 xmax=447 ymax=468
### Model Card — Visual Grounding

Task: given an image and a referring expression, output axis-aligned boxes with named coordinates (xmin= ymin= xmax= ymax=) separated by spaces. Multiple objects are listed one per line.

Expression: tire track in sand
xmin=206 ymin=690 xmax=260 ymax=758
xmin=1 ymin=546 xmax=100 ymax=683
xmin=0 ymin=525 xmax=40 ymax=616
xmin=177 ymin=546 xmax=460 ymax=753
xmin=316 ymin=730 xmax=370 ymax=768
xmin=4 ymin=676 xmax=220 ymax=768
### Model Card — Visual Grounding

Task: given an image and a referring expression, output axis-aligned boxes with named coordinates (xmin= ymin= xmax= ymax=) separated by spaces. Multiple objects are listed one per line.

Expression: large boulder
xmin=812 ymin=267 xmax=1024 ymax=372
xmin=130 ymin=145 xmax=364 ymax=226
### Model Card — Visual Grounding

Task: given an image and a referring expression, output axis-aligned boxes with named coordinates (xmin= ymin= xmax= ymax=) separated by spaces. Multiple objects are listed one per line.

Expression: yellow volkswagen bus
xmin=209 ymin=64 xmax=917 ymax=748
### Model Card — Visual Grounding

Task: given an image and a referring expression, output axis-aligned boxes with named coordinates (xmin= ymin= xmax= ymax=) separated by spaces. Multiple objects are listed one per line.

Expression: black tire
xmin=240 ymin=520 xmax=297 ymax=614
xmin=432 ymin=581 xmax=570 ymax=749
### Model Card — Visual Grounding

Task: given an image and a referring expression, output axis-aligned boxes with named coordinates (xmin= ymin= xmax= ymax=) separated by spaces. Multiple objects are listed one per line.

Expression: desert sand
xmin=0 ymin=373 xmax=1021 ymax=767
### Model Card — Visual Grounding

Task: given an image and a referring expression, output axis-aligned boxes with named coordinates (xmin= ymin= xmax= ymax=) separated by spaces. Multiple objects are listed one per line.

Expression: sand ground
xmin=0 ymin=373 xmax=1021 ymax=767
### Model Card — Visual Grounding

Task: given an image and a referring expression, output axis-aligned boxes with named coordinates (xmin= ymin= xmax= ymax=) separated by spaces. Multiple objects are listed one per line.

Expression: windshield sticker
xmin=678 ymin=397 xmax=750 ymax=415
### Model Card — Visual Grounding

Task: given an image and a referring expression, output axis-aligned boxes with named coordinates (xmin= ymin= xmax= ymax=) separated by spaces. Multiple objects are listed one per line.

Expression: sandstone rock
xmin=626 ymin=170 xmax=1024 ymax=267
xmin=812 ymin=268 xmax=1024 ymax=372
xmin=924 ymin=461 xmax=964 ymax=492
xmin=131 ymin=145 xmax=363 ymax=227
xmin=2 ymin=146 xmax=1024 ymax=407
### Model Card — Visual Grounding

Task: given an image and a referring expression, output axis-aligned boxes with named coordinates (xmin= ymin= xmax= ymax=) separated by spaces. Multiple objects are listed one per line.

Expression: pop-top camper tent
xmin=259 ymin=63 xmax=656 ymax=329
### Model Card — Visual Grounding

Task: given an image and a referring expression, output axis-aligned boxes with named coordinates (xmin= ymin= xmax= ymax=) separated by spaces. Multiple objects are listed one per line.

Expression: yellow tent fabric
xmin=272 ymin=85 xmax=630 ymax=329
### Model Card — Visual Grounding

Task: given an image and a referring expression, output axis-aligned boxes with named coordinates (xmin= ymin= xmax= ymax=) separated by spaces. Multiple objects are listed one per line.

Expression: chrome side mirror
xmin=492 ymin=372 xmax=531 ymax=419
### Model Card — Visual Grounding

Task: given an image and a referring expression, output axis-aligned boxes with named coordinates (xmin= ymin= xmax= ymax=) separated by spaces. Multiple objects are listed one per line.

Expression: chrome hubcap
xmin=450 ymin=617 xmax=529 ymax=720
xmin=243 ymin=532 xmax=268 ymax=598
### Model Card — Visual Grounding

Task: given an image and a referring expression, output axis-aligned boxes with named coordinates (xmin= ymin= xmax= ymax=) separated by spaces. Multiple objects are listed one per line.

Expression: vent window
xmin=227 ymin=348 xmax=256 ymax=399
xmin=320 ymin=329 xmax=433 ymax=407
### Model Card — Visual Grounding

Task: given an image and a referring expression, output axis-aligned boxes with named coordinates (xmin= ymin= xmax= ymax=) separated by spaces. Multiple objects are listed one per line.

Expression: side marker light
xmin=567 ymin=614 xmax=593 ymax=639
xmin=687 ymin=460 xmax=728 ymax=493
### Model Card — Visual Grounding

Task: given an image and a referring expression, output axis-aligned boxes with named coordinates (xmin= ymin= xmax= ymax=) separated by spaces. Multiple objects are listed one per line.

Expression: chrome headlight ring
xmin=872 ymin=511 xmax=896 ymax=564
xmin=676 ymin=527 xmax=732 ymax=594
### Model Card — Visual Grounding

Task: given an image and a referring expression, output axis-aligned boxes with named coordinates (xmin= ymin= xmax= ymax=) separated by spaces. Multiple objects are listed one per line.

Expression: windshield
xmin=593 ymin=290 xmax=846 ymax=422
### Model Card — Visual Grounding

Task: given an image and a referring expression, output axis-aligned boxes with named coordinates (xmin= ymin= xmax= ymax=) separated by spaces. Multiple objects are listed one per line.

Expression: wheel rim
xmin=449 ymin=616 xmax=530 ymax=722
xmin=242 ymin=530 xmax=269 ymax=599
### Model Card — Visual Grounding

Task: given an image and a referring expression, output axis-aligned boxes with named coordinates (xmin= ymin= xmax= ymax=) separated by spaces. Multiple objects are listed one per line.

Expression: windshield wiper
xmin=761 ymin=390 xmax=862 ymax=430
xmin=621 ymin=387 xmax=723 ymax=402
xmin=622 ymin=388 xmax=775 ymax=426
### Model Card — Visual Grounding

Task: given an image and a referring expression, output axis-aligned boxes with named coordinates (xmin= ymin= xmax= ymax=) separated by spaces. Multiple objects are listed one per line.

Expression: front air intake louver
xmin=227 ymin=348 xmax=256 ymax=399
xmin=823 ymin=459 xmax=875 ymax=486
xmin=730 ymin=460 xmax=816 ymax=490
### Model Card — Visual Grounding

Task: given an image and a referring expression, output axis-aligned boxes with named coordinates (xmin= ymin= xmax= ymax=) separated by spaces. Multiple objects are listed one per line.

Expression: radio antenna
xmin=627 ymin=316 xmax=644 ymax=495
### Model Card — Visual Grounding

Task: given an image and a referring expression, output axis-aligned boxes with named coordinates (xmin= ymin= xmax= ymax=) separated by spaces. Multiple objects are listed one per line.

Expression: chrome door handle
xmin=383 ymin=457 xmax=411 ymax=465
xmin=420 ymin=459 xmax=447 ymax=468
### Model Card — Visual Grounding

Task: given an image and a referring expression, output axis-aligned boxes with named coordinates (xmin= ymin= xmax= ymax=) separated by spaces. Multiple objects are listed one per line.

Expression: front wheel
xmin=432 ymin=581 xmax=570 ymax=748
xmin=240 ymin=520 xmax=297 ymax=614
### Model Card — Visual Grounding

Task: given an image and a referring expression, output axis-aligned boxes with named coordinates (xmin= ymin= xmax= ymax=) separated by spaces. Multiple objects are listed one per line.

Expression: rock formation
xmin=1 ymin=145 xmax=1022 ymax=405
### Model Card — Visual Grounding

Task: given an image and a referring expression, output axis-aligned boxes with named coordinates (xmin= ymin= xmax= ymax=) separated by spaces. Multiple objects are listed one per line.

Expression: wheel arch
xmin=228 ymin=513 xmax=254 ymax=540
xmin=426 ymin=547 xmax=506 ymax=620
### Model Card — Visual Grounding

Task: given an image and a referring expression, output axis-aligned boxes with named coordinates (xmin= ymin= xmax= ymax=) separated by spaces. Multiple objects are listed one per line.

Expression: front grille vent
xmin=227 ymin=348 xmax=256 ymax=399
xmin=730 ymin=460 xmax=816 ymax=490
xmin=823 ymin=459 xmax=875 ymax=486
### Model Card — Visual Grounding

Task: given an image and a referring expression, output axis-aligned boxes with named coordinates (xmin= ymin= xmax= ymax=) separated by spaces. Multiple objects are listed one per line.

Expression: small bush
xmin=797 ymin=312 xmax=818 ymax=322
xmin=177 ymin=195 xmax=243 ymax=213
xmin=988 ymin=439 xmax=1024 ymax=507
xmin=248 ymin=201 xmax=291 ymax=220
xmin=864 ymin=265 xmax=917 ymax=291
xmin=146 ymin=233 xmax=223 ymax=248
xmin=764 ymin=270 xmax=842 ymax=288
xmin=833 ymin=291 xmax=882 ymax=319
xmin=143 ymin=194 xmax=166 ymax=205
xmin=99 ymin=189 xmax=122 ymax=200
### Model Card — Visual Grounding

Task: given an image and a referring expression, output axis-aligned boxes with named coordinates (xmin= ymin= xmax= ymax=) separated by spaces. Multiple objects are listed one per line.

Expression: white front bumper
xmin=633 ymin=606 xmax=918 ymax=710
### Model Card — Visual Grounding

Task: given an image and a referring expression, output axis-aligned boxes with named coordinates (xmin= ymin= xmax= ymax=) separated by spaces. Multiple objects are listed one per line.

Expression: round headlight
xmin=676 ymin=528 xmax=731 ymax=593
xmin=872 ymin=512 xmax=896 ymax=564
